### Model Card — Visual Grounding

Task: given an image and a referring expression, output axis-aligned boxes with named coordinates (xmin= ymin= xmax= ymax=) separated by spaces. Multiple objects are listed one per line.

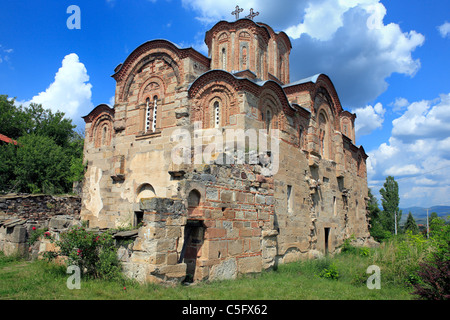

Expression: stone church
xmin=81 ymin=12 xmax=371 ymax=283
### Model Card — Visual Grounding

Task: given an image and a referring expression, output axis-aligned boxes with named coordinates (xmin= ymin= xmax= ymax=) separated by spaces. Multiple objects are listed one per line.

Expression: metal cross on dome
xmin=231 ymin=5 xmax=244 ymax=20
xmin=245 ymin=8 xmax=259 ymax=20
xmin=231 ymin=6 xmax=244 ymax=20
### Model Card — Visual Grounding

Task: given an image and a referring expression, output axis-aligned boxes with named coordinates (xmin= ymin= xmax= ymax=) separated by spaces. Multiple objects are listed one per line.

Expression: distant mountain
xmin=399 ymin=206 xmax=450 ymax=225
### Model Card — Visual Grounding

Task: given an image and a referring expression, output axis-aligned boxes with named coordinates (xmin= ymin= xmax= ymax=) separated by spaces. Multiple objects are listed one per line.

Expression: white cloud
xmin=438 ymin=21 xmax=450 ymax=38
xmin=367 ymin=93 xmax=450 ymax=207
xmin=287 ymin=1 xmax=424 ymax=109
xmin=391 ymin=93 xmax=450 ymax=142
xmin=352 ymin=102 xmax=385 ymax=140
xmin=28 ymin=53 xmax=93 ymax=119
xmin=182 ymin=0 xmax=424 ymax=110
xmin=390 ymin=97 xmax=409 ymax=112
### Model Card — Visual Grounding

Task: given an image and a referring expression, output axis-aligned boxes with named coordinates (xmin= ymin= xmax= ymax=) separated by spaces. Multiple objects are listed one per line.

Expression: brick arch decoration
xmin=93 ymin=117 xmax=113 ymax=148
xmin=312 ymin=75 xmax=344 ymax=120
xmin=119 ymin=51 xmax=181 ymax=102
xmin=339 ymin=110 xmax=356 ymax=141
xmin=138 ymin=76 xmax=165 ymax=104
xmin=82 ymin=104 xmax=115 ymax=145
xmin=188 ymin=71 xmax=293 ymax=130
xmin=189 ymin=70 xmax=238 ymax=128
xmin=191 ymin=84 xmax=237 ymax=128
xmin=259 ymin=89 xmax=286 ymax=132
xmin=316 ymin=106 xmax=333 ymax=160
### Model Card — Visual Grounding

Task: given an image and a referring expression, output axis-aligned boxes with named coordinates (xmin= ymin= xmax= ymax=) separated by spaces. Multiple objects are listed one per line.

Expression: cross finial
xmin=245 ymin=8 xmax=259 ymax=20
xmin=231 ymin=5 xmax=244 ymax=20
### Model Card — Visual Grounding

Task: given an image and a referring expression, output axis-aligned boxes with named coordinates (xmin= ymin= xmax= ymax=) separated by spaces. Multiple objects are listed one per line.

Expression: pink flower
xmin=32 ymin=226 xmax=36 ymax=231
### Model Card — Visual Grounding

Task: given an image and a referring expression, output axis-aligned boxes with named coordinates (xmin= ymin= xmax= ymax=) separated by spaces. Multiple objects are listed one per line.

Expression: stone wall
xmin=0 ymin=194 xmax=81 ymax=224
xmin=0 ymin=194 xmax=81 ymax=258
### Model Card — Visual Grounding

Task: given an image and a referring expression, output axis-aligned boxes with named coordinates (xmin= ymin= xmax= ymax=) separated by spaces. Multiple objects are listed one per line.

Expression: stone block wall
xmin=0 ymin=194 xmax=82 ymax=258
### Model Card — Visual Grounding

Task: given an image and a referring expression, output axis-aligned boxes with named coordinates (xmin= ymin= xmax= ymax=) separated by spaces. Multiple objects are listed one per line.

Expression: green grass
xmin=0 ymin=250 xmax=413 ymax=300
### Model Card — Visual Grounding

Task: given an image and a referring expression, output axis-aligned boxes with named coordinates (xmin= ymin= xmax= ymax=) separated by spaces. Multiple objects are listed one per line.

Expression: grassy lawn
xmin=0 ymin=250 xmax=414 ymax=300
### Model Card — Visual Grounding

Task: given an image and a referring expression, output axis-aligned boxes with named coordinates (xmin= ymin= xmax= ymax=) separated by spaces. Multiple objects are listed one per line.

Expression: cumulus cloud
xmin=352 ymin=102 xmax=385 ymax=140
xmin=391 ymin=93 xmax=450 ymax=142
xmin=287 ymin=2 xmax=424 ymax=109
xmin=438 ymin=21 xmax=450 ymax=38
xmin=182 ymin=0 xmax=424 ymax=110
xmin=367 ymin=93 xmax=450 ymax=206
xmin=27 ymin=53 xmax=93 ymax=119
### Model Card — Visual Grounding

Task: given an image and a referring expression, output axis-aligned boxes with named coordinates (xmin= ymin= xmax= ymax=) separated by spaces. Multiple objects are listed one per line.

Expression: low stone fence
xmin=0 ymin=194 xmax=82 ymax=258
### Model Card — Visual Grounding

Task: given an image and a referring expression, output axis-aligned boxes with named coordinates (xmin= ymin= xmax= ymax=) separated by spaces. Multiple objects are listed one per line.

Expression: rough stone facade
xmin=81 ymin=18 xmax=372 ymax=283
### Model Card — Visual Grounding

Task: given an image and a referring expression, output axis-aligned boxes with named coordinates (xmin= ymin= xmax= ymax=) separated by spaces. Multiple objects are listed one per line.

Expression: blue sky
xmin=1 ymin=0 xmax=449 ymax=208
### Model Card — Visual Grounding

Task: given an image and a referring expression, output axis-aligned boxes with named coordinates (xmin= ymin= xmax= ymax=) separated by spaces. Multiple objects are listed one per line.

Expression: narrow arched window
xmin=222 ymin=48 xmax=227 ymax=70
xmin=152 ymin=95 xmax=158 ymax=132
xmin=242 ymin=46 xmax=247 ymax=69
xmin=214 ymin=101 xmax=220 ymax=128
xmin=101 ymin=126 xmax=107 ymax=145
xmin=145 ymin=98 xmax=151 ymax=133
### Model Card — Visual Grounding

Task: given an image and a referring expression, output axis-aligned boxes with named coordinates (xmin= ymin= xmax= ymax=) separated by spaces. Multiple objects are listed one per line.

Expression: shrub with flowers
xmin=48 ymin=226 xmax=121 ymax=280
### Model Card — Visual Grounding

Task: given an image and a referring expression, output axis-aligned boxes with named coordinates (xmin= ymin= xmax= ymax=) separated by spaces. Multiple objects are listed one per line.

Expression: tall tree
xmin=367 ymin=188 xmax=385 ymax=241
xmin=404 ymin=211 xmax=419 ymax=234
xmin=379 ymin=176 xmax=401 ymax=234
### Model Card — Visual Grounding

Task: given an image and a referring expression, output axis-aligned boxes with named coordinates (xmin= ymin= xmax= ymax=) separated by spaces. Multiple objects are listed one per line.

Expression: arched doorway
xmin=134 ymin=183 xmax=156 ymax=226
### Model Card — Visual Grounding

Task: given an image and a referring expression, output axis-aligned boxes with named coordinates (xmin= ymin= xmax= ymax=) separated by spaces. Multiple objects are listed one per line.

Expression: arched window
xmin=242 ymin=46 xmax=247 ymax=69
xmin=221 ymin=48 xmax=227 ymax=70
xmin=101 ymin=126 xmax=107 ymax=145
xmin=214 ymin=101 xmax=220 ymax=128
xmin=152 ymin=95 xmax=158 ymax=132
xmin=188 ymin=189 xmax=201 ymax=208
xmin=145 ymin=98 xmax=151 ymax=133
xmin=136 ymin=183 xmax=156 ymax=202
xmin=318 ymin=112 xmax=329 ymax=159
xmin=144 ymin=96 xmax=158 ymax=133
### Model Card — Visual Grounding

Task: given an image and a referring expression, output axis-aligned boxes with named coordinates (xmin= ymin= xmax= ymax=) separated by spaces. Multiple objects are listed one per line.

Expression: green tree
xmin=0 ymin=95 xmax=29 ymax=139
xmin=367 ymin=188 xmax=388 ymax=241
xmin=429 ymin=212 xmax=439 ymax=224
xmin=379 ymin=176 xmax=401 ymax=234
xmin=404 ymin=212 xmax=419 ymax=234
xmin=0 ymin=96 xmax=85 ymax=194
xmin=13 ymin=134 xmax=70 ymax=194
xmin=23 ymin=103 xmax=76 ymax=148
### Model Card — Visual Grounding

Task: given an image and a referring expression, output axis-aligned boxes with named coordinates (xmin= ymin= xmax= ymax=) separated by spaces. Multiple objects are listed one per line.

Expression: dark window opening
xmin=324 ymin=227 xmax=330 ymax=254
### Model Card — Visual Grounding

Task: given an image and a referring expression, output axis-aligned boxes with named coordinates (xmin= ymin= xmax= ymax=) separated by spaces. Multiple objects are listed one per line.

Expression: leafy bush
xmin=410 ymin=216 xmax=450 ymax=299
xmin=340 ymin=236 xmax=371 ymax=257
xmin=27 ymin=227 xmax=48 ymax=245
xmin=411 ymin=257 xmax=450 ymax=300
xmin=47 ymin=226 xmax=122 ymax=280
xmin=318 ymin=262 xmax=340 ymax=280
xmin=370 ymin=233 xmax=431 ymax=286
